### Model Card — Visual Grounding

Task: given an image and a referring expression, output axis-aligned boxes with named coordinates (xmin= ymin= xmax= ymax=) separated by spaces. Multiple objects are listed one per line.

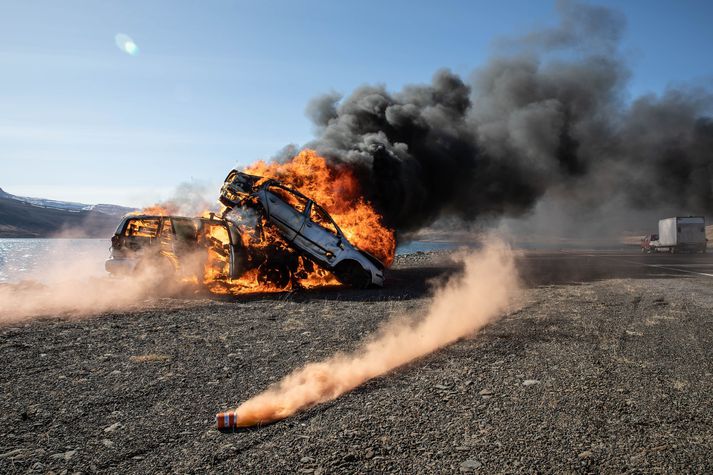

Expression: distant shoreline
xmin=0 ymin=236 xmax=112 ymax=240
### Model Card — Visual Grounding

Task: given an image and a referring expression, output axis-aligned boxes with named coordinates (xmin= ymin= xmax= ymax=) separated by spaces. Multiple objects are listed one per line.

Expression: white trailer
xmin=644 ymin=216 xmax=707 ymax=253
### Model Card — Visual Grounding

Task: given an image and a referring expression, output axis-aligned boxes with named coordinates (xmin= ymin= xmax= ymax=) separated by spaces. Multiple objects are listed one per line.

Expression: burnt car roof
xmin=115 ymin=214 xmax=227 ymax=233
xmin=220 ymin=170 xmax=316 ymax=207
xmin=121 ymin=214 xmax=193 ymax=220
xmin=120 ymin=214 xmax=225 ymax=221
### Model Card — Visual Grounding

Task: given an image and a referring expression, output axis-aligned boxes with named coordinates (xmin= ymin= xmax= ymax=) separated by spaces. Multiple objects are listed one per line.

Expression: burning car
xmin=219 ymin=170 xmax=385 ymax=288
xmin=105 ymin=213 xmax=332 ymax=291
xmin=105 ymin=214 xmax=246 ymax=283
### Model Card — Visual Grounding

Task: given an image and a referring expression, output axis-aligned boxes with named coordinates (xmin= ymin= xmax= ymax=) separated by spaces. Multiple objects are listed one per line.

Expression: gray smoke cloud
xmin=301 ymin=0 xmax=713 ymax=236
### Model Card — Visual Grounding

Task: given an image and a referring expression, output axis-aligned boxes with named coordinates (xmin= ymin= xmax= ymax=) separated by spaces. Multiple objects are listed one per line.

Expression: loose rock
xmin=104 ymin=422 xmax=122 ymax=432
xmin=0 ymin=448 xmax=24 ymax=458
xmin=460 ymin=458 xmax=482 ymax=472
xmin=50 ymin=450 xmax=76 ymax=461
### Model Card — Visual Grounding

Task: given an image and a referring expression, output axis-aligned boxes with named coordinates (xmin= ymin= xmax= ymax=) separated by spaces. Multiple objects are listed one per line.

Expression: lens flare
xmin=115 ymin=33 xmax=139 ymax=56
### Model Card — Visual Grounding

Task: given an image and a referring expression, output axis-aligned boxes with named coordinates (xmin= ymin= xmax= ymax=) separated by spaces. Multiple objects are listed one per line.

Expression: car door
xmin=159 ymin=218 xmax=174 ymax=254
xmin=158 ymin=218 xmax=181 ymax=269
xmin=260 ymin=184 xmax=308 ymax=241
xmin=200 ymin=218 xmax=234 ymax=280
xmin=225 ymin=221 xmax=248 ymax=279
xmin=291 ymin=202 xmax=344 ymax=266
xmin=171 ymin=218 xmax=200 ymax=256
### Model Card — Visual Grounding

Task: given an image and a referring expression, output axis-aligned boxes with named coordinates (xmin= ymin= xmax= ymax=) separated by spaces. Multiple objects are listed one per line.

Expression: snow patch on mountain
xmin=0 ymin=187 xmax=136 ymax=216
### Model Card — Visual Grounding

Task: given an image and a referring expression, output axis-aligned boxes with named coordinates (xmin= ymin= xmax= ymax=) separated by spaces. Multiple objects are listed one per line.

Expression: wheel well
xmin=335 ymin=259 xmax=367 ymax=272
xmin=357 ymin=250 xmax=385 ymax=270
xmin=334 ymin=259 xmax=373 ymax=288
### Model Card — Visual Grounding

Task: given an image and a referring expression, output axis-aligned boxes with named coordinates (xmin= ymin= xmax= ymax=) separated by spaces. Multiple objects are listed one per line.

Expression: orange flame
xmin=245 ymin=149 xmax=395 ymax=265
xmin=134 ymin=204 xmax=174 ymax=216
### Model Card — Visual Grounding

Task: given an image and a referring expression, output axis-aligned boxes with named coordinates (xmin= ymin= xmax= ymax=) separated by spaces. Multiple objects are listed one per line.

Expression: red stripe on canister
xmin=216 ymin=410 xmax=237 ymax=430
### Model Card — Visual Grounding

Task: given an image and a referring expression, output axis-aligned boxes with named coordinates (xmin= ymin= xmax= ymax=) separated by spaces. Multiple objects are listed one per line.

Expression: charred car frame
xmin=105 ymin=214 xmax=245 ymax=282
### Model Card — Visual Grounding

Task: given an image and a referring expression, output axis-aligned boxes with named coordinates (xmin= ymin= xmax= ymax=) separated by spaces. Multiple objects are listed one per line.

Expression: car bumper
xmin=370 ymin=270 xmax=385 ymax=287
xmin=105 ymin=258 xmax=138 ymax=275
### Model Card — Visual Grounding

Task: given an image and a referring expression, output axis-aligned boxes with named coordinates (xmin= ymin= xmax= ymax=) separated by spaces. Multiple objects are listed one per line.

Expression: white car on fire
xmin=220 ymin=170 xmax=385 ymax=288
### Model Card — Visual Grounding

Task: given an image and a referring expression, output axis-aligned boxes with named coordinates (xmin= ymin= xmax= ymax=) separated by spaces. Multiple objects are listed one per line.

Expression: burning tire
xmin=334 ymin=260 xmax=372 ymax=289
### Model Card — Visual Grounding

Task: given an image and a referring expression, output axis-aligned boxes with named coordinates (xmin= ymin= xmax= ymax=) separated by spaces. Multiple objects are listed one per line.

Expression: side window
xmin=173 ymin=219 xmax=198 ymax=242
xmin=310 ymin=204 xmax=339 ymax=236
xmin=124 ymin=218 xmax=160 ymax=238
xmin=268 ymin=185 xmax=308 ymax=213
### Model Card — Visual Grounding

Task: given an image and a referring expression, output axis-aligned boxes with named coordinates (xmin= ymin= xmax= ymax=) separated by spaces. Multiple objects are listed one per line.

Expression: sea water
xmin=0 ymin=239 xmax=110 ymax=283
xmin=0 ymin=238 xmax=455 ymax=284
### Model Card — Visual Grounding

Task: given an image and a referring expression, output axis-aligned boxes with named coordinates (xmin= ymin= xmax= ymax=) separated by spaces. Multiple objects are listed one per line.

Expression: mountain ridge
xmin=0 ymin=187 xmax=137 ymax=238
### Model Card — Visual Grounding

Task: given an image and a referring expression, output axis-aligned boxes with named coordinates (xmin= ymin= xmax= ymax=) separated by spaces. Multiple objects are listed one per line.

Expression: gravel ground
xmin=1 ymin=250 xmax=712 ymax=473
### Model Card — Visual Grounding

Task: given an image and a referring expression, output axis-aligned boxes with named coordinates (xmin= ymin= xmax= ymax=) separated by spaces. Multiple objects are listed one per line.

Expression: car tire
xmin=334 ymin=260 xmax=372 ymax=289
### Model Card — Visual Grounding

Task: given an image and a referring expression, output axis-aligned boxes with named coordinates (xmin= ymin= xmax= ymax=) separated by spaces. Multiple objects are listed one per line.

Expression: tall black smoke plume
xmin=299 ymin=0 xmax=713 ymax=235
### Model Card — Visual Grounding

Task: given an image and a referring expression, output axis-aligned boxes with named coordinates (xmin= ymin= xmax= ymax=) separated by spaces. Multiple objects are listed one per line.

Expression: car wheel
xmin=334 ymin=260 xmax=372 ymax=289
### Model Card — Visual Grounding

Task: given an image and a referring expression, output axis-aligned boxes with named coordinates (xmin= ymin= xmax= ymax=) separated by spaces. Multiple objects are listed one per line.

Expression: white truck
xmin=641 ymin=216 xmax=707 ymax=253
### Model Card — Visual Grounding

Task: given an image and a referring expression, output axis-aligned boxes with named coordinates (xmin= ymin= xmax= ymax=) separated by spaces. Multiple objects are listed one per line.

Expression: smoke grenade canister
xmin=216 ymin=410 xmax=239 ymax=431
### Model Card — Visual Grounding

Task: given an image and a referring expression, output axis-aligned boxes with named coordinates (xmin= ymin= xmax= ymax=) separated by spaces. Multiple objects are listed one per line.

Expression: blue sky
xmin=1 ymin=0 xmax=712 ymax=207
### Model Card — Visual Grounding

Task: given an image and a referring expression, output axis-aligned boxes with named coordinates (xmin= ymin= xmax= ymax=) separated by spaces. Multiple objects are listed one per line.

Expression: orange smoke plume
xmin=216 ymin=238 xmax=520 ymax=429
